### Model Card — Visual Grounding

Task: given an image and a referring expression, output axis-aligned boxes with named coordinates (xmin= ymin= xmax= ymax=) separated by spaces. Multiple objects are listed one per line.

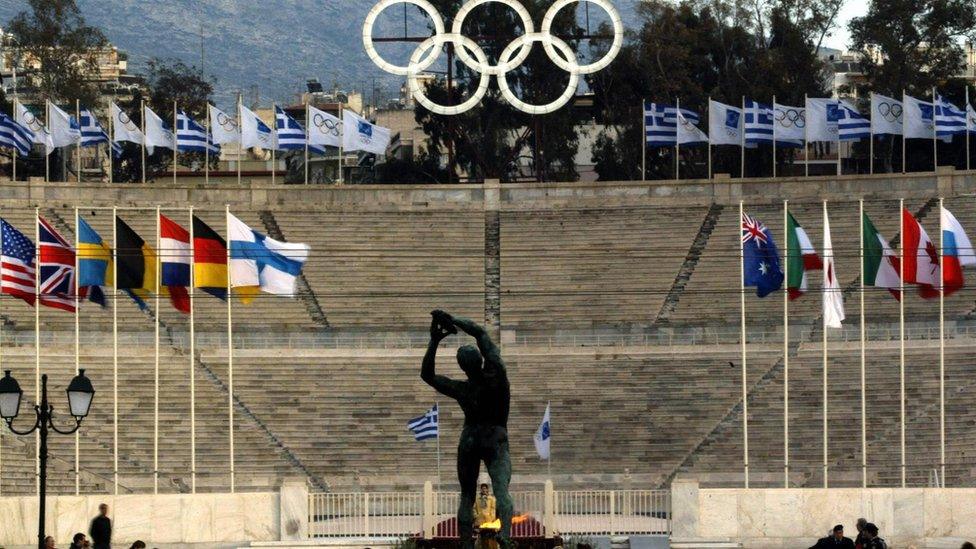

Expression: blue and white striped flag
xmin=643 ymin=102 xmax=700 ymax=147
xmin=176 ymin=111 xmax=219 ymax=153
xmin=79 ymin=109 xmax=122 ymax=157
xmin=744 ymin=100 xmax=774 ymax=145
xmin=275 ymin=106 xmax=325 ymax=154
xmin=830 ymin=100 xmax=870 ymax=141
xmin=0 ymin=112 xmax=34 ymax=155
xmin=407 ymin=404 xmax=439 ymax=441
xmin=935 ymin=95 xmax=967 ymax=139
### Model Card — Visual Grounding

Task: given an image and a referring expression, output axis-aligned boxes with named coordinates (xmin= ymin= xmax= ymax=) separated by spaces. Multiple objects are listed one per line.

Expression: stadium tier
xmin=1 ymin=174 xmax=976 ymax=497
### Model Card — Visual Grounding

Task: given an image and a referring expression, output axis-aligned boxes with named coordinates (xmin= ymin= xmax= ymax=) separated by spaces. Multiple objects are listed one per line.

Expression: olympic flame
xmin=478 ymin=514 xmax=531 ymax=530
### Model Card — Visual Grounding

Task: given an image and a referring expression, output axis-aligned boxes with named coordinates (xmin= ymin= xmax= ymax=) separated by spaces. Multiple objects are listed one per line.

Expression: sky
xmin=823 ymin=0 xmax=868 ymax=52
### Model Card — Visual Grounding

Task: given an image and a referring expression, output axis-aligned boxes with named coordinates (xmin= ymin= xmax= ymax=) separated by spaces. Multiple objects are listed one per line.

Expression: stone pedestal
xmin=279 ymin=477 xmax=309 ymax=541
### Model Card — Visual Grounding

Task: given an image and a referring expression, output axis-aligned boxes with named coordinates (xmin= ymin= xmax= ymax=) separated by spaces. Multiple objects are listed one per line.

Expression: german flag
xmin=192 ymin=215 xmax=227 ymax=300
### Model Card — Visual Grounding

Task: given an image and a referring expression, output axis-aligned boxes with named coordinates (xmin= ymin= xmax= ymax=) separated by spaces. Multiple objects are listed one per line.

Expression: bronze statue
xmin=423 ymin=310 xmax=513 ymax=546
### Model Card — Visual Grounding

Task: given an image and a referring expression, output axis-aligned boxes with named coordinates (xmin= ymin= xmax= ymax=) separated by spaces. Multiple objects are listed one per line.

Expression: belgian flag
xmin=115 ymin=216 xmax=157 ymax=308
xmin=192 ymin=215 xmax=227 ymax=300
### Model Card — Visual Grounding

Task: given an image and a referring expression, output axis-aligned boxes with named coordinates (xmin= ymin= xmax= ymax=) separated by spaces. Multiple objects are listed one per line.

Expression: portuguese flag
xmin=862 ymin=212 xmax=901 ymax=300
xmin=786 ymin=212 xmax=823 ymax=300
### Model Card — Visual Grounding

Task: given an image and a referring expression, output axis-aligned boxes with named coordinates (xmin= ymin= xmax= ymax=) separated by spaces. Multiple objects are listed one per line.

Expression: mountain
xmin=0 ymin=0 xmax=637 ymax=108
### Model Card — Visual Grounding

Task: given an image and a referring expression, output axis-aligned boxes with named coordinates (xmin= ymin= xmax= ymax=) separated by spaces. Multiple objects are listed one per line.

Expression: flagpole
xmin=804 ymin=94 xmax=809 ymax=178
xmin=436 ymin=401 xmax=441 ymax=491
xmin=899 ymin=198 xmax=906 ymax=488
xmin=74 ymin=206 xmax=80 ymax=495
xmin=869 ymin=93 xmax=875 ymax=175
xmin=154 ymin=205 xmax=161 ymax=495
xmin=547 ymin=401 xmax=552 ymax=480
xmin=225 ymin=204 xmax=235 ymax=493
xmin=188 ymin=206 xmax=197 ymax=493
xmin=938 ymin=197 xmax=946 ymax=486
xmin=112 ymin=206 xmax=119 ymax=494
xmin=205 ymin=105 xmax=210 ymax=185
xmin=641 ymin=100 xmax=646 ymax=181
xmin=836 ymin=114 xmax=841 ymax=177
xmin=738 ymin=200 xmax=749 ymax=488
xmin=0 ymin=206 xmax=4 ymax=495
xmin=932 ymin=87 xmax=938 ymax=172
xmin=782 ymin=199 xmax=789 ymax=488
xmin=822 ymin=200 xmax=829 ymax=489
xmin=108 ymin=100 xmax=114 ymax=184
xmin=674 ymin=98 xmax=680 ymax=181
xmin=967 ymin=86 xmax=972 ymax=172
xmin=707 ymin=98 xmax=712 ymax=180
xmin=237 ymin=94 xmax=242 ymax=186
xmin=304 ymin=100 xmax=310 ymax=185
xmin=76 ymin=99 xmax=82 ymax=183
xmin=45 ymin=100 xmax=50 ymax=183
xmin=772 ymin=96 xmax=777 ymax=179
xmin=141 ymin=99 xmax=147 ymax=184
xmin=173 ymin=100 xmax=178 ymax=186
xmin=902 ymin=90 xmax=907 ymax=174
xmin=740 ymin=96 xmax=746 ymax=179
xmin=11 ymin=100 xmax=17 ymax=182
xmin=34 ymin=206 xmax=40 ymax=494
xmin=338 ymin=109 xmax=344 ymax=185
xmin=271 ymin=102 xmax=277 ymax=186
xmin=859 ymin=198 xmax=867 ymax=488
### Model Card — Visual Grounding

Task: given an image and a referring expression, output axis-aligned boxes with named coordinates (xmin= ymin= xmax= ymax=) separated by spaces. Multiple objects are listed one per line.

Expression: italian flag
xmin=862 ymin=212 xmax=901 ymax=300
xmin=786 ymin=212 xmax=822 ymax=300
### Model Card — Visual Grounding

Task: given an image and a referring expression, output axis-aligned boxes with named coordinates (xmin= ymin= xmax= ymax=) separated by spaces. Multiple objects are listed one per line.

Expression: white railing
xmin=309 ymin=483 xmax=670 ymax=539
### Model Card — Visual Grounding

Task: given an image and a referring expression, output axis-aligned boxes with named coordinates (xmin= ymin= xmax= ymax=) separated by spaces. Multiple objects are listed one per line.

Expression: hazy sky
xmin=823 ymin=0 xmax=868 ymax=51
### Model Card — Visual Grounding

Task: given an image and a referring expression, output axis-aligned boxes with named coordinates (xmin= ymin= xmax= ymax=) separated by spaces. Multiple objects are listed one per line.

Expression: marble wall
xmin=0 ymin=491 xmax=283 ymax=547
xmin=671 ymin=480 xmax=976 ymax=548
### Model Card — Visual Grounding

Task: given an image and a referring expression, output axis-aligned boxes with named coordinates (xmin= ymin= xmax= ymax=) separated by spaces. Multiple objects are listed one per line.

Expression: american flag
xmin=38 ymin=216 xmax=77 ymax=312
xmin=1 ymin=218 xmax=36 ymax=305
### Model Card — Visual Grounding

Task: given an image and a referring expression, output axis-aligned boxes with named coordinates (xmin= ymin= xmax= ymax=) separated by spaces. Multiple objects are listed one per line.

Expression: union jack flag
xmin=741 ymin=213 xmax=769 ymax=244
xmin=38 ymin=216 xmax=78 ymax=312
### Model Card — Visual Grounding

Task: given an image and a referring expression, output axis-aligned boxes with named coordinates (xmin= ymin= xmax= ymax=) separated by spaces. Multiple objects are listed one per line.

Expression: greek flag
xmin=407 ymin=404 xmax=438 ymax=441
xmin=968 ymin=102 xmax=976 ymax=134
xmin=79 ymin=110 xmax=122 ymax=157
xmin=935 ymin=95 xmax=967 ymax=138
xmin=275 ymin=106 xmax=325 ymax=154
xmin=176 ymin=111 xmax=219 ymax=153
xmin=643 ymin=102 xmax=700 ymax=146
xmin=744 ymin=100 xmax=774 ymax=145
xmin=829 ymin=100 xmax=870 ymax=141
xmin=0 ymin=113 xmax=34 ymax=155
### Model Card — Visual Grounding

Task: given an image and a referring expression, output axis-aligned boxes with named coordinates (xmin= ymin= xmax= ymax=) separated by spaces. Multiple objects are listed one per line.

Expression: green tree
xmin=7 ymin=0 xmax=107 ymax=105
xmin=412 ymin=0 xmax=581 ymax=182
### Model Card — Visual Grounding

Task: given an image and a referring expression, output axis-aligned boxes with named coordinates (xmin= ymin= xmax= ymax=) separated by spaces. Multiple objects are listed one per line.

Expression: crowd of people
xmin=810 ymin=519 xmax=976 ymax=549
xmin=40 ymin=503 xmax=146 ymax=549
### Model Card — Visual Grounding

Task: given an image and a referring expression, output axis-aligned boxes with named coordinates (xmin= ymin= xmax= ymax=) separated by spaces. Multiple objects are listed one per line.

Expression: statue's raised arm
xmin=447 ymin=314 xmax=506 ymax=381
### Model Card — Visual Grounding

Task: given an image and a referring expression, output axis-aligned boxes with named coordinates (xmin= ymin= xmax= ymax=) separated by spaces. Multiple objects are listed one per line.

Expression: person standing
xmin=474 ymin=483 xmax=497 ymax=526
xmin=89 ymin=503 xmax=112 ymax=549
xmin=809 ymin=525 xmax=855 ymax=549
xmin=862 ymin=523 xmax=887 ymax=549
xmin=854 ymin=518 xmax=869 ymax=549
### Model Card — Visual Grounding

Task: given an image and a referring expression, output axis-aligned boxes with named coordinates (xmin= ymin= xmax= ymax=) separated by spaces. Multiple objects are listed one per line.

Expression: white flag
xmin=871 ymin=93 xmax=903 ymax=136
xmin=676 ymin=110 xmax=708 ymax=145
xmin=209 ymin=104 xmax=240 ymax=145
xmin=708 ymin=99 xmax=742 ymax=146
xmin=143 ymin=105 xmax=175 ymax=154
xmin=110 ymin=102 xmax=144 ymax=146
xmin=534 ymin=403 xmax=550 ymax=460
xmin=47 ymin=102 xmax=80 ymax=148
xmin=903 ymin=94 xmax=935 ymax=139
xmin=773 ymin=103 xmax=805 ymax=144
xmin=16 ymin=101 xmax=54 ymax=154
xmin=227 ymin=211 xmax=310 ymax=296
xmin=822 ymin=209 xmax=844 ymax=329
xmin=240 ymin=104 xmax=277 ymax=151
xmin=805 ymin=97 xmax=837 ymax=142
xmin=342 ymin=109 xmax=391 ymax=155
xmin=307 ymin=105 xmax=342 ymax=148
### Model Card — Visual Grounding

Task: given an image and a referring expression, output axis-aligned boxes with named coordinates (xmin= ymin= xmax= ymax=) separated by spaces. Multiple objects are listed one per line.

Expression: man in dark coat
xmin=809 ymin=524 xmax=856 ymax=549
xmin=89 ymin=503 xmax=112 ymax=549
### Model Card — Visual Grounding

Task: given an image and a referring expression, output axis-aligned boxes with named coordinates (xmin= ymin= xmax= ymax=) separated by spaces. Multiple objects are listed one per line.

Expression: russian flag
xmin=941 ymin=206 xmax=975 ymax=296
xmin=160 ymin=213 xmax=191 ymax=313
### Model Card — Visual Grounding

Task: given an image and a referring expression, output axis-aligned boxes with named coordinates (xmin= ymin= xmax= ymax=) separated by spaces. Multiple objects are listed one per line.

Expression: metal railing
xmin=309 ymin=485 xmax=670 ymax=539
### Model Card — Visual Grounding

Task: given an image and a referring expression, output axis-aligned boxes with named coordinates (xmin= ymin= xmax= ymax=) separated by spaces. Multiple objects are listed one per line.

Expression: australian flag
xmin=742 ymin=212 xmax=784 ymax=297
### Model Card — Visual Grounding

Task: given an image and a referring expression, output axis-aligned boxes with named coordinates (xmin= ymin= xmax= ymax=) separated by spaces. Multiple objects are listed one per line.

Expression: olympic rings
xmin=117 ymin=111 xmax=139 ymax=132
xmin=216 ymin=112 xmax=238 ymax=131
xmin=877 ymin=101 xmax=902 ymax=123
xmin=313 ymin=114 xmax=341 ymax=136
xmin=775 ymin=107 xmax=805 ymax=128
xmin=362 ymin=0 xmax=622 ymax=115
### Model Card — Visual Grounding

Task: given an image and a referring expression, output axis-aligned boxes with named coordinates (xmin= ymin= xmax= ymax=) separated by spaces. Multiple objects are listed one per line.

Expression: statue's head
xmin=457 ymin=344 xmax=483 ymax=378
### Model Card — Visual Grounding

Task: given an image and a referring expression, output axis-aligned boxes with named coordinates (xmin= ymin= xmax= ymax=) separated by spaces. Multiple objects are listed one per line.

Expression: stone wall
xmin=671 ymin=479 xmax=976 ymax=548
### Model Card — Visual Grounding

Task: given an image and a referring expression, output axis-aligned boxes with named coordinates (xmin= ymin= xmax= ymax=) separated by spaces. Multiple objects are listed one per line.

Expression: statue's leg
xmin=457 ymin=438 xmax=480 ymax=548
xmin=485 ymin=437 xmax=513 ymax=544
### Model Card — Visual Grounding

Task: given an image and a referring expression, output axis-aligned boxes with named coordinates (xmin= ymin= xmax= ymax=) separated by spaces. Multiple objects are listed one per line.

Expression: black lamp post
xmin=0 ymin=369 xmax=95 ymax=549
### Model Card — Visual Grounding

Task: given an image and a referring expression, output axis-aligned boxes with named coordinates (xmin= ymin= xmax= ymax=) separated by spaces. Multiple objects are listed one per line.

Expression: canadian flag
xmin=902 ymin=208 xmax=940 ymax=298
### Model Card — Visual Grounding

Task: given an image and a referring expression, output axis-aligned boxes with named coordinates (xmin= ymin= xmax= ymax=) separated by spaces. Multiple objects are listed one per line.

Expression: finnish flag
xmin=408 ymin=404 xmax=439 ymax=442
xmin=227 ymin=211 xmax=310 ymax=296
xmin=534 ymin=403 xmax=550 ymax=460
xmin=342 ymin=109 xmax=391 ymax=155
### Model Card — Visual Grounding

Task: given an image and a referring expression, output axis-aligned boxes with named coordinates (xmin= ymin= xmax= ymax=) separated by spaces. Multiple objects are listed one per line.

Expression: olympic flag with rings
xmin=362 ymin=0 xmax=624 ymax=116
xmin=111 ymin=102 xmax=144 ymax=146
xmin=773 ymin=103 xmax=805 ymax=146
xmin=307 ymin=105 xmax=342 ymax=148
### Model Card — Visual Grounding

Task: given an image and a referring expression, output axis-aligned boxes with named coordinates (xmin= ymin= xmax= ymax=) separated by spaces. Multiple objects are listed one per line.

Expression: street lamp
xmin=0 ymin=369 xmax=95 ymax=549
